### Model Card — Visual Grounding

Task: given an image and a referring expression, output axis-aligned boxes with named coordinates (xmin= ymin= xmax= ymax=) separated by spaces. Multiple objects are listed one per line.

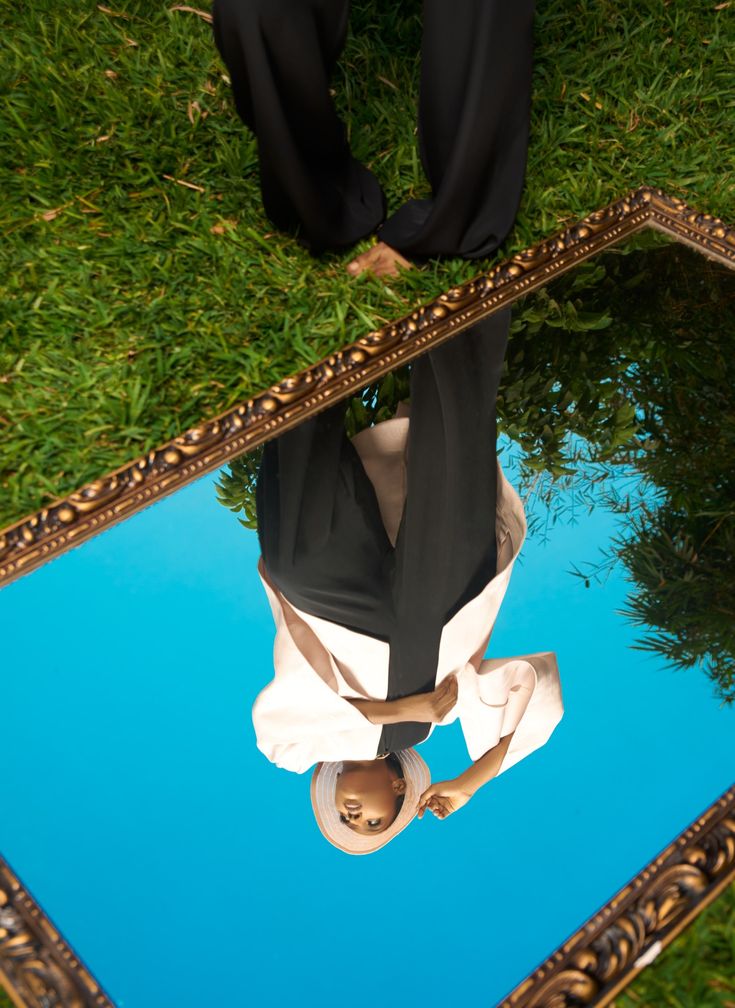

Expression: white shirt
xmin=252 ymin=414 xmax=563 ymax=774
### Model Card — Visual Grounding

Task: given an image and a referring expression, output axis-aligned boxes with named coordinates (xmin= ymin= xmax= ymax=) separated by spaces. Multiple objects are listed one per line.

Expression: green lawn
xmin=2 ymin=0 xmax=734 ymax=529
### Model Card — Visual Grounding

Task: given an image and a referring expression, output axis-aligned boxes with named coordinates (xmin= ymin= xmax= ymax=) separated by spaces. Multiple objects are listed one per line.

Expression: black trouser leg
xmin=378 ymin=0 xmax=535 ymax=259
xmin=379 ymin=309 xmax=510 ymax=753
xmin=211 ymin=0 xmax=386 ymax=252
xmin=396 ymin=309 xmax=510 ymax=627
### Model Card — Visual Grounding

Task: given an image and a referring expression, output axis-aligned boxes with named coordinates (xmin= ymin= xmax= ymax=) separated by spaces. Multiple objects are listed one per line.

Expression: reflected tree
xmin=551 ymin=240 xmax=735 ymax=705
xmin=618 ymin=505 xmax=734 ymax=706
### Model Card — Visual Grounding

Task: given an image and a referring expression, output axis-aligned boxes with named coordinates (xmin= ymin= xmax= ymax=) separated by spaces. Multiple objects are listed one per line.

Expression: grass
xmin=1 ymin=0 xmax=734 ymax=530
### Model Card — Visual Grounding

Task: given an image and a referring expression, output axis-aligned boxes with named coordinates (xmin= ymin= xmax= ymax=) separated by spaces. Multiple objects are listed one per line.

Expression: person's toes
xmin=345 ymin=243 xmax=412 ymax=278
xmin=373 ymin=254 xmax=398 ymax=278
xmin=384 ymin=251 xmax=412 ymax=277
xmin=346 ymin=250 xmax=374 ymax=276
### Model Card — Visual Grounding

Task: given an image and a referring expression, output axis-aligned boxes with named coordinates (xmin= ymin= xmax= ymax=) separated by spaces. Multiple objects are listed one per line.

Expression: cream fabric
xmin=252 ymin=414 xmax=563 ymax=774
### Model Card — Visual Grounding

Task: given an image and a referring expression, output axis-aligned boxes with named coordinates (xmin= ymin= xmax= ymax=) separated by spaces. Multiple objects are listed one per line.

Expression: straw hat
xmin=310 ymin=749 xmax=431 ymax=855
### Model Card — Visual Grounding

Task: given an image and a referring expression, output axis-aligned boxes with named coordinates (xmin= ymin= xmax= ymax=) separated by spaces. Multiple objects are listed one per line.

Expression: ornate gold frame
xmin=0 ymin=859 xmax=114 ymax=1008
xmin=2 ymin=185 xmax=735 ymax=589
xmin=2 ymin=185 xmax=735 ymax=1007
xmin=2 ymin=786 xmax=733 ymax=1008
xmin=499 ymin=784 xmax=735 ymax=1007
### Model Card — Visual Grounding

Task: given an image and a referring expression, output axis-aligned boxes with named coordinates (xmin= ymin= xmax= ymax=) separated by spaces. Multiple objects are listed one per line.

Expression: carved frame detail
xmin=2 ymin=185 xmax=734 ymax=588
xmin=2 ymin=786 xmax=733 ymax=1007
xmin=1 ymin=185 xmax=734 ymax=1005
xmin=0 ymin=859 xmax=114 ymax=1008
xmin=499 ymin=784 xmax=735 ymax=1007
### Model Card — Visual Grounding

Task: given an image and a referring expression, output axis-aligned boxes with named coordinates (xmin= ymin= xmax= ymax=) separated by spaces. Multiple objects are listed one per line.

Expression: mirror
xmin=2 ymin=232 xmax=734 ymax=1007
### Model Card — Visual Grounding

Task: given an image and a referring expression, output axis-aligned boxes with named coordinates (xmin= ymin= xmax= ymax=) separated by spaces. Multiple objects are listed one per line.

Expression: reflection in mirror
xmin=217 ymin=233 xmax=734 ymax=729
xmin=235 ymin=309 xmax=562 ymax=855
xmin=499 ymin=233 xmax=734 ymax=707
xmin=2 ymin=235 xmax=734 ymax=1008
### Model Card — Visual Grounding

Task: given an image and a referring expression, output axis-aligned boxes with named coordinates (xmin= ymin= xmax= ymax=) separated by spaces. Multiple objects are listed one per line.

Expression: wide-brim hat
xmin=310 ymin=749 xmax=430 ymax=855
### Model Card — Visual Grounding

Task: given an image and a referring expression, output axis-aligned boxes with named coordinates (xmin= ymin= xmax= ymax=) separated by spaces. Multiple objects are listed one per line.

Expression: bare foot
xmin=346 ymin=242 xmax=413 ymax=278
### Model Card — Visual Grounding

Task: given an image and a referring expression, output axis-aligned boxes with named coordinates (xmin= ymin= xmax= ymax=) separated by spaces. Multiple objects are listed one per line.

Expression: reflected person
xmin=253 ymin=310 xmax=564 ymax=854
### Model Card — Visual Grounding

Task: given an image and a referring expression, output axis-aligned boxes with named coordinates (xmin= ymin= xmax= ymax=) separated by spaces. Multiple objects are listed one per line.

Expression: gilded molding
xmin=498 ymin=784 xmax=735 ymax=1008
xmin=647 ymin=188 xmax=735 ymax=266
xmin=1 ymin=185 xmax=734 ymax=592
xmin=1 ymin=186 xmax=734 ymax=1007
xmin=0 ymin=858 xmax=114 ymax=1008
xmin=1 ymin=788 xmax=733 ymax=1007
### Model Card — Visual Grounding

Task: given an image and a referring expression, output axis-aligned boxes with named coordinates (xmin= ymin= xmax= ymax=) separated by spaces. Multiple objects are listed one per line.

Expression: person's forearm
xmin=346 ymin=696 xmax=412 ymax=725
xmin=457 ymin=730 xmax=515 ymax=795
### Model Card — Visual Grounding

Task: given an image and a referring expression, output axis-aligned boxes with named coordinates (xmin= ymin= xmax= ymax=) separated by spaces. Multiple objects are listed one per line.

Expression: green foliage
xmin=2 ymin=0 xmax=735 ymax=527
xmin=498 ymin=232 xmax=674 ymax=481
xmin=617 ymin=507 xmax=735 ymax=705
xmin=551 ymin=242 xmax=735 ymax=704
xmin=343 ymin=364 xmax=412 ymax=439
xmin=213 ymin=447 xmax=263 ymax=531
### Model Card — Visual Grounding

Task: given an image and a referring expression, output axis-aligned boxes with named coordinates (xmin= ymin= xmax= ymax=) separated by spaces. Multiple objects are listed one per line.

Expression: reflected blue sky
xmin=1 ymin=440 xmax=733 ymax=1008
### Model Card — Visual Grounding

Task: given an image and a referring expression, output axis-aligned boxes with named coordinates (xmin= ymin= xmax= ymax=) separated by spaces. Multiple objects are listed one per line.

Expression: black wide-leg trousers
xmin=211 ymin=0 xmax=534 ymax=258
xmin=256 ymin=308 xmax=510 ymax=753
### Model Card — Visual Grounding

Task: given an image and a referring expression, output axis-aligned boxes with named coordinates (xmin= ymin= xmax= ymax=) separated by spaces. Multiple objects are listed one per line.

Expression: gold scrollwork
xmin=0 ymin=862 xmax=114 ymax=1007
xmin=500 ymin=784 xmax=735 ymax=1007
xmin=1 ymin=791 xmax=733 ymax=1007
xmin=1 ymin=187 xmax=734 ymax=1007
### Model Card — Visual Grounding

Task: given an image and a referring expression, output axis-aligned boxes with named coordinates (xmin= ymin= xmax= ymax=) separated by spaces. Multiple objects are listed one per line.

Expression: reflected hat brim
xmin=310 ymin=749 xmax=430 ymax=855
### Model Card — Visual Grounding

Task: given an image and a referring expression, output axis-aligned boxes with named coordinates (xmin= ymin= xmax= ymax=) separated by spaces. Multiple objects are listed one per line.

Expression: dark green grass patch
xmin=2 ymin=0 xmax=734 ymax=527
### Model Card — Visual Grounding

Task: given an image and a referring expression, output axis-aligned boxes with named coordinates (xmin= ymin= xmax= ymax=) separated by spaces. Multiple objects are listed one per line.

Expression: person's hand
xmin=417 ymin=780 xmax=474 ymax=820
xmin=403 ymin=674 xmax=458 ymax=723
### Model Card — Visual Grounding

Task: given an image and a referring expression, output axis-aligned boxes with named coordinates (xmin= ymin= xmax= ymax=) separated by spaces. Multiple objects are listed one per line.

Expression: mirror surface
xmin=2 ymin=235 xmax=734 ymax=1008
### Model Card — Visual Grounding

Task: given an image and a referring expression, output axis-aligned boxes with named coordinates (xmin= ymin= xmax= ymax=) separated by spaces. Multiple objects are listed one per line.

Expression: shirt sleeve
xmin=456 ymin=651 xmax=563 ymax=771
